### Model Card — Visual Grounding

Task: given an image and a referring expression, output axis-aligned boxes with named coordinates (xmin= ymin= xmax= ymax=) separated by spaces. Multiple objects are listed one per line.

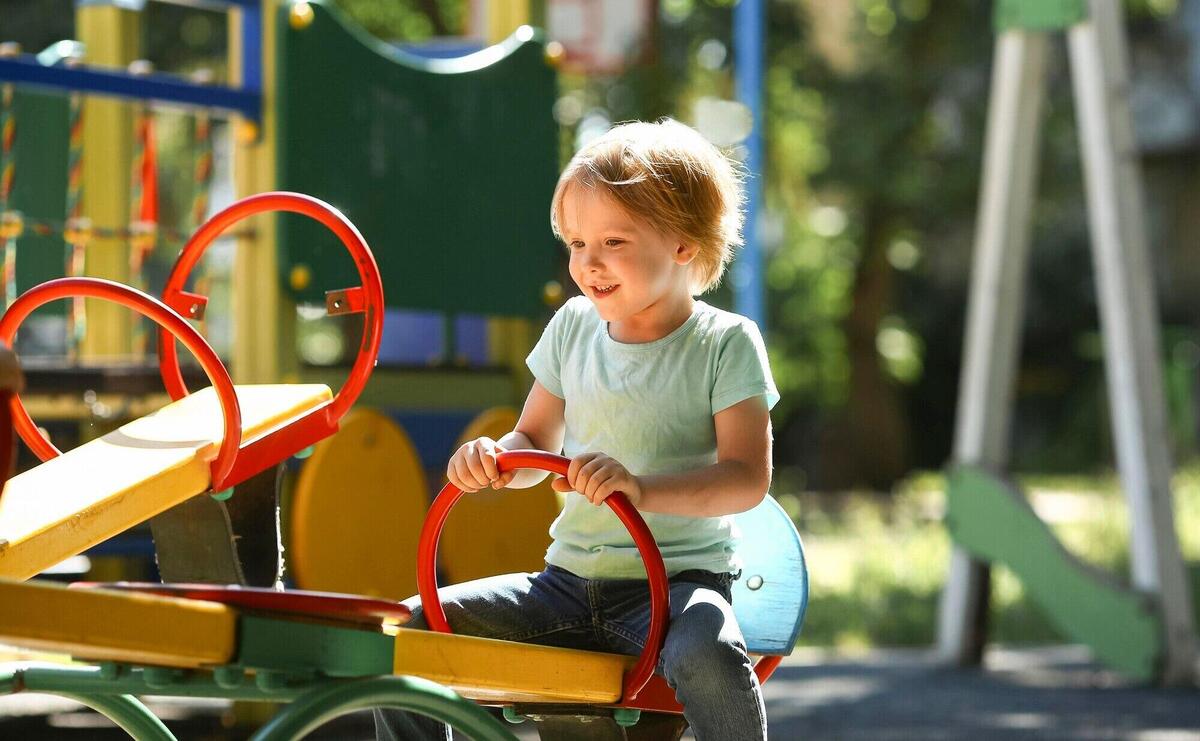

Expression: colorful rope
xmin=127 ymin=101 xmax=157 ymax=358
xmin=0 ymin=74 xmax=20 ymax=311
xmin=191 ymin=106 xmax=214 ymax=334
xmin=64 ymin=85 xmax=89 ymax=360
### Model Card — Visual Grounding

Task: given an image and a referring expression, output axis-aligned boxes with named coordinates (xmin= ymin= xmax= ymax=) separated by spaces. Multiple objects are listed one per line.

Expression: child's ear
xmin=674 ymin=241 xmax=699 ymax=265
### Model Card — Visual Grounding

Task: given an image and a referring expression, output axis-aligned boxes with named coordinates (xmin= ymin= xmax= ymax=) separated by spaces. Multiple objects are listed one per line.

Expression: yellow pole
xmin=485 ymin=0 xmax=532 ymax=44
xmin=230 ymin=0 xmax=291 ymax=385
xmin=77 ymin=5 xmax=139 ymax=361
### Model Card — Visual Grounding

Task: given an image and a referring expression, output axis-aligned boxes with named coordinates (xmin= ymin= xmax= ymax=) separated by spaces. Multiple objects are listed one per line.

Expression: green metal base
xmin=1 ymin=664 xmax=516 ymax=741
xmin=251 ymin=675 xmax=516 ymax=741
xmin=945 ymin=465 xmax=1162 ymax=681
xmin=994 ymin=0 xmax=1086 ymax=32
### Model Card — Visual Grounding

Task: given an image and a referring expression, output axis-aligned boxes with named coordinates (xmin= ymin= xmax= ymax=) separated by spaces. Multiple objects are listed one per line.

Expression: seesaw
xmin=0 ymin=192 xmax=808 ymax=739
xmin=1 ymin=450 xmax=806 ymax=740
xmin=0 ymin=192 xmax=381 ymax=584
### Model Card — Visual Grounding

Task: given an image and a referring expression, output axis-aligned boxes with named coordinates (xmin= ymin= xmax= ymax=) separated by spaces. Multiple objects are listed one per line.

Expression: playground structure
xmin=938 ymin=0 xmax=1197 ymax=685
xmin=0 ymin=190 xmax=809 ymax=739
xmin=0 ymin=0 xmax=565 ymax=595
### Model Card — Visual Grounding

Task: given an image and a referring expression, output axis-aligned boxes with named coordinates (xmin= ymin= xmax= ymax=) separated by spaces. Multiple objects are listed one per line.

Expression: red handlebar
xmin=0 ymin=278 xmax=243 ymax=490
xmin=158 ymin=192 xmax=384 ymax=424
xmin=416 ymin=450 xmax=670 ymax=702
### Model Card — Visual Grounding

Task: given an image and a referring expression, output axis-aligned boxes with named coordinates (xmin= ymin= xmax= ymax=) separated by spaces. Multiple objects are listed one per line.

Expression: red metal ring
xmin=417 ymin=450 xmax=670 ymax=702
xmin=0 ymin=278 xmax=242 ymax=490
xmin=159 ymin=191 xmax=383 ymax=423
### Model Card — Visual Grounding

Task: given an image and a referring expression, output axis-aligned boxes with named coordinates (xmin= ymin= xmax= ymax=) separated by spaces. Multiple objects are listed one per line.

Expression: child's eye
xmin=605 ymin=239 xmax=624 ymax=248
xmin=569 ymin=241 xmax=585 ymax=250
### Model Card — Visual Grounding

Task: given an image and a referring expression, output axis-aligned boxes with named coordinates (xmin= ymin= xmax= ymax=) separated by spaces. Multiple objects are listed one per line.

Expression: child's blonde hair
xmin=550 ymin=119 xmax=744 ymax=295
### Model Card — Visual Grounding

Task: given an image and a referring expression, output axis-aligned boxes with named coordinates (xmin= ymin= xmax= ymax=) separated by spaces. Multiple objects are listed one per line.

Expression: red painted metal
xmin=610 ymin=650 xmax=783 ymax=715
xmin=158 ymin=192 xmax=384 ymax=425
xmin=70 ymin=582 xmax=412 ymax=628
xmin=220 ymin=401 xmax=334 ymax=488
xmin=0 ymin=277 xmax=243 ymax=490
xmin=417 ymin=450 xmax=670 ymax=702
xmin=753 ymin=654 xmax=783 ymax=683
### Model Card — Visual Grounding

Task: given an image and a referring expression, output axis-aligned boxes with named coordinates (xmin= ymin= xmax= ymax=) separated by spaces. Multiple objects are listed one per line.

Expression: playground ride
xmin=938 ymin=0 xmax=1198 ymax=685
xmin=0 ymin=191 xmax=808 ymax=739
xmin=1 ymin=1 xmax=564 ymax=593
xmin=0 ymin=457 xmax=806 ymax=740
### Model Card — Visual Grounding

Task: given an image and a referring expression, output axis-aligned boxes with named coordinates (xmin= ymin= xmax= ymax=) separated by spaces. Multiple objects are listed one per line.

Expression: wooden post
xmin=937 ymin=28 xmax=1048 ymax=665
xmin=1067 ymin=0 xmax=1196 ymax=683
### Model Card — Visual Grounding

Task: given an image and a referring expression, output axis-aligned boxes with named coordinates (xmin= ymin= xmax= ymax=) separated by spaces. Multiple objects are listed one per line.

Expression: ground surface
xmin=2 ymin=645 xmax=1199 ymax=739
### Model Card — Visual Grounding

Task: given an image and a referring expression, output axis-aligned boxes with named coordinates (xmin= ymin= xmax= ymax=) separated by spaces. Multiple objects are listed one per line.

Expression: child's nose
xmin=582 ymin=247 xmax=604 ymax=269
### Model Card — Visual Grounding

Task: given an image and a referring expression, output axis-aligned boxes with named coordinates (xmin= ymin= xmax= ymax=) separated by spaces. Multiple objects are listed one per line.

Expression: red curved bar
xmin=754 ymin=654 xmax=782 ymax=683
xmin=71 ymin=582 xmax=413 ymax=628
xmin=0 ymin=278 xmax=243 ymax=489
xmin=417 ymin=450 xmax=670 ymax=702
xmin=159 ymin=191 xmax=384 ymax=423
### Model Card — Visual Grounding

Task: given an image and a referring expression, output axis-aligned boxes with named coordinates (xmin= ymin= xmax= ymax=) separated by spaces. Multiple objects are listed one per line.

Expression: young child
xmin=375 ymin=119 xmax=778 ymax=741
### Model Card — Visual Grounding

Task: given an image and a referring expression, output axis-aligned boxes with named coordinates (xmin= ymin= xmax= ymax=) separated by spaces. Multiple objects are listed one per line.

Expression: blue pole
xmin=733 ymin=0 xmax=765 ymax=329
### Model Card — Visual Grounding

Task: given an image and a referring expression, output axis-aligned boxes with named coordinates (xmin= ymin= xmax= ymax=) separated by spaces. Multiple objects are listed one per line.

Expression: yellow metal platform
xmin=393 ymin=629 xmax=629 ymax=704
xmin=0 ymin=579 xmax=235 ymax=668
xmin=0 ymin=384 xmax=331 ymax=580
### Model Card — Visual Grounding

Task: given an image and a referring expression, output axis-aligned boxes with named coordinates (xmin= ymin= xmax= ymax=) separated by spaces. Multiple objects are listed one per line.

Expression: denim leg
xmin=599 ymin=573 xmax=767 ymax=741
xmin=374 ymin=567 xmax=600 ymax=741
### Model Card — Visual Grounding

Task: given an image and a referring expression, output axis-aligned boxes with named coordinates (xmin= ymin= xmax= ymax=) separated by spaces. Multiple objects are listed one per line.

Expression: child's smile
xmin=560 ymin=185 xmax=697 ymax=344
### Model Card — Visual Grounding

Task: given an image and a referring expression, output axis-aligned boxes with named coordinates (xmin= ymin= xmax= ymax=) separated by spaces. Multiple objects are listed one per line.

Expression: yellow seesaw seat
xmin=393 ymin=631 xmax=631 ymax=704
xmin=0 ymin=384 xmax=332 ymax=581
xmin=0 ymin=579 xmax=237 ymax=668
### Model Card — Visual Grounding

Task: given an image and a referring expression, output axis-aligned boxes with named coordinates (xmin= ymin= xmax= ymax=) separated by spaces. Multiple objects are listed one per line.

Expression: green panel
xmin=10 ymin=89 xmax=70 ymax=309
xmin=994 ymin=0 xmax=1086 ymax=31
xmin=300 ymin=366 xmax=520 ymax=409
xmin=944 ymin=465 xmax=1162 ymax=681
xmin=276 ymin=1 xmax=560 ymax=318
xmin=236 ymin=615 xmax=395 ymax=677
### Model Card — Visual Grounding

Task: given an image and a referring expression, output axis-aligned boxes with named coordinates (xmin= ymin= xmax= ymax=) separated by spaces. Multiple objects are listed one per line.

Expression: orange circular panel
xmin=440 ymin=407 xmax=561 ymax=584
xmin=290 ymin=408 xmax=427 ymax=600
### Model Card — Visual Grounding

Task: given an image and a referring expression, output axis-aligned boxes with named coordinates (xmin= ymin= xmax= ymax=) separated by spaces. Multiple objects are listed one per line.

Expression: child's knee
xmin=662 ymin=633 xmax=753 ymax=693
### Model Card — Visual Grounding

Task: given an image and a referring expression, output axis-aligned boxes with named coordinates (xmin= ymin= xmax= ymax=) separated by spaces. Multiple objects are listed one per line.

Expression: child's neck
xmin=608 ymin=293 xmax=695 ymax=344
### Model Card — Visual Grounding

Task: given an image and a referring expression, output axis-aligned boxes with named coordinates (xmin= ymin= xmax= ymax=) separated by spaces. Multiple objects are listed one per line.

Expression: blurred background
xmin=2 ymin=0 xmax=1200 ymax=737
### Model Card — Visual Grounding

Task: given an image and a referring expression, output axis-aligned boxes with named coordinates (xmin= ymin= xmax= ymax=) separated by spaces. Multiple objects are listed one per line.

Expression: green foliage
xmin=793 ymin=462 xmax=1200 ymax=648
xmin=335 ymin=0 xmax=465 ymax=41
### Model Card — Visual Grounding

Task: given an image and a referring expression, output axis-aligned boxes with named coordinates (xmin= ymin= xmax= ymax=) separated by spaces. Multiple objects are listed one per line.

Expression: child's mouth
xmin=592 ymin=284 xmax=619 ymax=298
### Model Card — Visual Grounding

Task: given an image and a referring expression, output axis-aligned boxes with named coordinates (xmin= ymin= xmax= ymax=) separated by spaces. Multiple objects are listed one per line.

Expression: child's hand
xmin=447 ymin=437 xmax=514 ymax=492
xmin=552 ymin=452 xmax=643 ymax=507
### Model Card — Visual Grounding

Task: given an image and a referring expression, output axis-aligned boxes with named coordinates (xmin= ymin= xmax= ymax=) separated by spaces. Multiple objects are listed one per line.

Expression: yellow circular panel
xmin=440 ymin=407 xmax=561 ymax=584
xmin=290 ymin=408 xmax=427 ymax=600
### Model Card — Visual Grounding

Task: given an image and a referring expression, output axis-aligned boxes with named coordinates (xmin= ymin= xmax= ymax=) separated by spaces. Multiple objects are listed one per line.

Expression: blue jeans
xmin=374 ymin=564 xmax=767 ymax=740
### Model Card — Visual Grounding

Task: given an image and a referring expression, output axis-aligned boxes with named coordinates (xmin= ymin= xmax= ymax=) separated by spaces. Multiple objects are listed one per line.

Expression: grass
xmin=782 ymin=461 xmax=1200 ymax=649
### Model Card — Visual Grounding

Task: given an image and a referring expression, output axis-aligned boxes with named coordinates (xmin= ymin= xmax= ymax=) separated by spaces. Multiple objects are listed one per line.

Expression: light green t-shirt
xmin=526 ymin=296 xmax=779 ymax=579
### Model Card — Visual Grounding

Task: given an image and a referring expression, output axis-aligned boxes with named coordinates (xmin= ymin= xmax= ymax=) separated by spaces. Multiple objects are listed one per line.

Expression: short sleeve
xmin=525 ymin=301 xmax=572 ymax=399
xmin=711 ymin=319 xmax=779 ymax=414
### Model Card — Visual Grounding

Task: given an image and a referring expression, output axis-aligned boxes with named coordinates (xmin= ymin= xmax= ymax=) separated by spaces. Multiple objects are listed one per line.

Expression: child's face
xmin=560 ymin=185 xmax=696 ymax=339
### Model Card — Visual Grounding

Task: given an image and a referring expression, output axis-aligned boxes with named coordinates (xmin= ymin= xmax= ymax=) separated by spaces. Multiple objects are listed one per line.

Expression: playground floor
xmin=2 ymin=644 xmax=1199 ymax=739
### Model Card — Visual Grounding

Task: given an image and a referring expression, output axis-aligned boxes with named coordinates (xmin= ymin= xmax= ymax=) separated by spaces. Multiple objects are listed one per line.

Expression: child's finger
xmin=480 ymin=449 xmax=501 ymax=482
xmin=449 ymin=459 xmax=478 ymax=492
xmin=463 ymin=449 xmax=492 ymax=488
xmin=573 ymin=454 xmax=607 ymax=495
xmin=551 ymin=476 xmax=572 ymax=492
xmin=585 ymin=468 xmax=615 ymax=504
